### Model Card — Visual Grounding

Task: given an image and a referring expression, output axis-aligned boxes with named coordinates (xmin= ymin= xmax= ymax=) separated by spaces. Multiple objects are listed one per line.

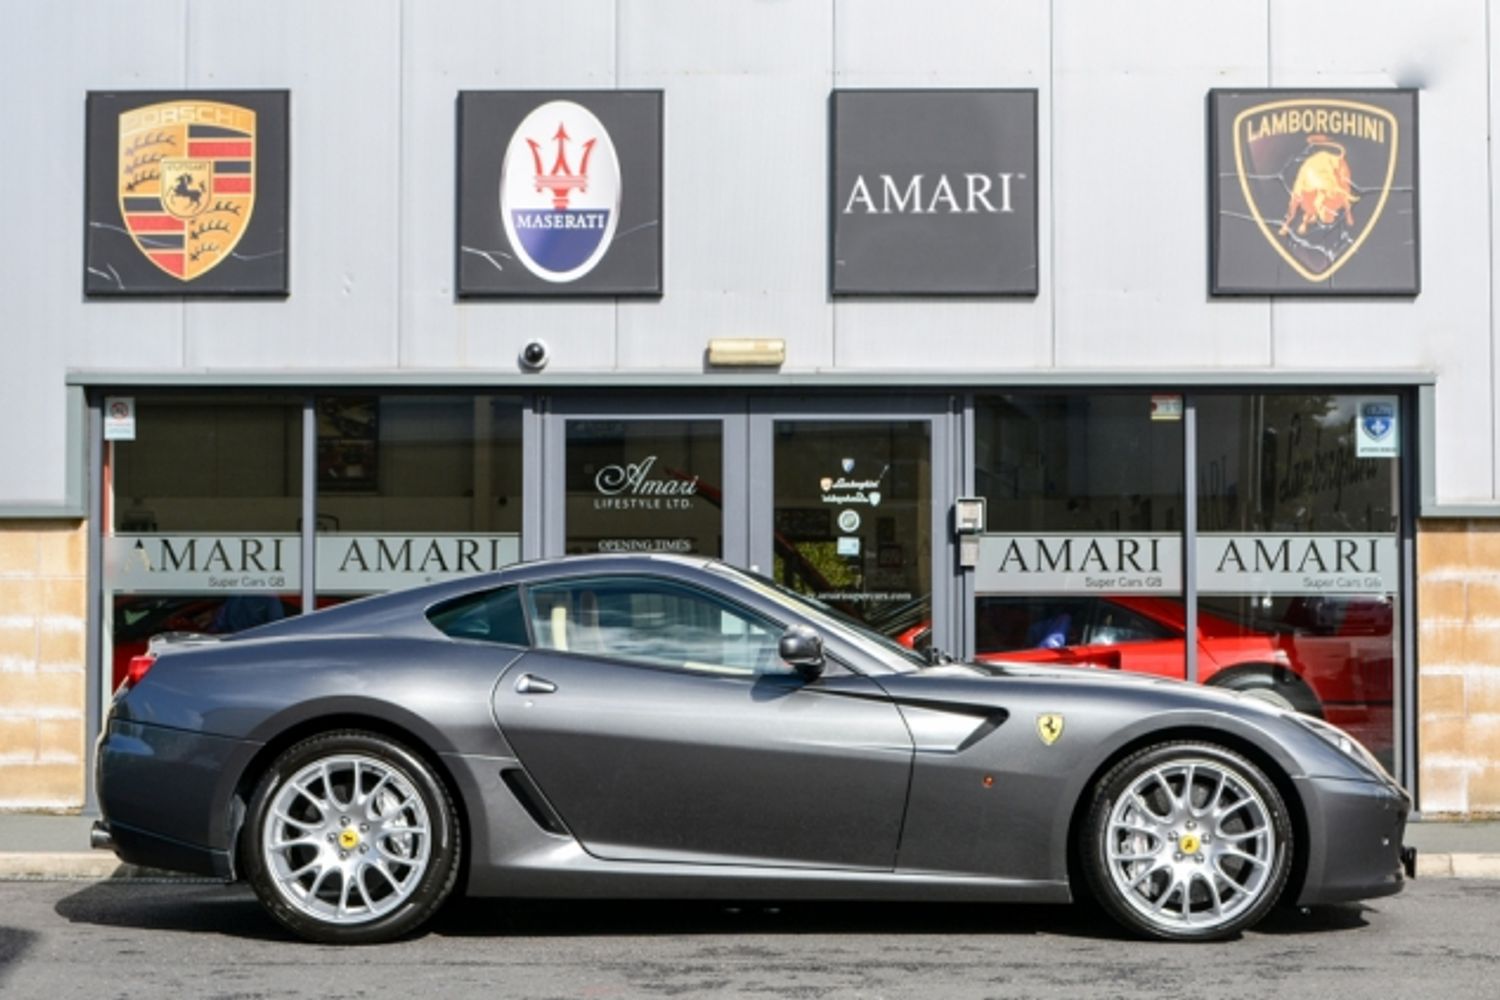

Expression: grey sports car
xmin=95 ymin=554 xmax=1413 ymax=944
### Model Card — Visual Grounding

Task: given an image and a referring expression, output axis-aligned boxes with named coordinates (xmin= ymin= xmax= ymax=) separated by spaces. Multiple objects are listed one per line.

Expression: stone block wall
xmin=0 ymin=520 xmax=87 ymax=811
xmin=1418 ymin=519 xmax=1500 ymax=814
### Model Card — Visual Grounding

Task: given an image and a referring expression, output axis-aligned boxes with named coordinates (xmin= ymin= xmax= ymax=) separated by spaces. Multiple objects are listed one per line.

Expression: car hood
xmin=897 ymin=658 xmax=1280 ymax=716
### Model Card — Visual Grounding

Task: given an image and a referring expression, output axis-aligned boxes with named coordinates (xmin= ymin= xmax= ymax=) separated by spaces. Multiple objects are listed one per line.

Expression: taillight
xmin=124 ymin=653 xmax=157 ymax=689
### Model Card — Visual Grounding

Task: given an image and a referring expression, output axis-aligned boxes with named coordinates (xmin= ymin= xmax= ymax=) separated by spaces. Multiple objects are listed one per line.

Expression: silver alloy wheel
xmin=261 ymin=753 xmax=433 ymax=925
xmin=1102 ymin=756 xmax=1277 ymax=933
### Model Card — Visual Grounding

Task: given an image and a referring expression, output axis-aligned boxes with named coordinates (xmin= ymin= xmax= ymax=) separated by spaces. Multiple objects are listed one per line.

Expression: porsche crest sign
xmin=86 ymin=91 xmax=288 ymax=294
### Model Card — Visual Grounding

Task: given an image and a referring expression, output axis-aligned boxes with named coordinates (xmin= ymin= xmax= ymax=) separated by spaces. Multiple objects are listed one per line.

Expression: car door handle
xmin=515 ymin=674 xmax=558 ymax=695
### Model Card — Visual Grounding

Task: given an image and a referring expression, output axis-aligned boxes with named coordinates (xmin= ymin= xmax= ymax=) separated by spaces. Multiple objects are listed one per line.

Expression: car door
xmin=492 ymin=574 xmax=914 ymax=870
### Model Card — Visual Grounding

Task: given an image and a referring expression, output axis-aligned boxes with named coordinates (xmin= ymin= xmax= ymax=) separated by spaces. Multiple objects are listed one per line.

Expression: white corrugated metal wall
xmin=0 ymin=0 xmax=1494 ymax=505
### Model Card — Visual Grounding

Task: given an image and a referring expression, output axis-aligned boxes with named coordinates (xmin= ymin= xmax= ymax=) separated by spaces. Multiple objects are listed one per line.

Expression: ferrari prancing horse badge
xmin=1036 ymin=713 xmax=1064 ymax=746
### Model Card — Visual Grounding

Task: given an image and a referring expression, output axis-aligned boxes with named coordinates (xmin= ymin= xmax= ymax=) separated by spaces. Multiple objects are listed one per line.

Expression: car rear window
xmin=426 ymin=586 xmax=530 ymax=647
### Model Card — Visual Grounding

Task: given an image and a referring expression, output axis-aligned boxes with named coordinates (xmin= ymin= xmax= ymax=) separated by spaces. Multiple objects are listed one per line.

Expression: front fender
xmin=1039 ymin=706 xmax=1317 ymax=886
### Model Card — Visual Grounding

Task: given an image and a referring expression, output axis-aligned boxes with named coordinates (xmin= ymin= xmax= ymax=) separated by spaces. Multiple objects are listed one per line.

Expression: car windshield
xmin=706 ymin=562 xmax=925 ymax=672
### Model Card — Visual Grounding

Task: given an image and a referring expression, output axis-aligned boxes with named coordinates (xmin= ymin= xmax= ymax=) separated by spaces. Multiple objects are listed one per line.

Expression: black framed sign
xmin=830 ymin=89 xmax=1038 ymax=296
xmin=84 ymin=90 xmax=289 ymax=295
xmin=1210 ymin=89 xmax=1419 ymax=295
xmin=456 ymin=90 xmax=663 ymax=296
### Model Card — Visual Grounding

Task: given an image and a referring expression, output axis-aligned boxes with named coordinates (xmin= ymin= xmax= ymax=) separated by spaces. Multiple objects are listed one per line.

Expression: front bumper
xmin=1294 ymin=774 xmax=1411 ymax=906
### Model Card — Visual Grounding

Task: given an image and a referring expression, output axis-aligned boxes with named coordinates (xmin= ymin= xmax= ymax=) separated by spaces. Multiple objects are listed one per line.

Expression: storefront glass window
xmin=972 ymin=394 xmax=1186 ymax=673
xmin=564 ymin=419 xmax=722 ymax=556
xmin=314 ymin=394 xmax=523 ymax=596
xmin=970 ymin=390 xmax=1403 ymax=772
xmin=105 ymin=393 xmax=304 ymax=688
xmin=1196 ymin=392 xmax=1400 ymax=770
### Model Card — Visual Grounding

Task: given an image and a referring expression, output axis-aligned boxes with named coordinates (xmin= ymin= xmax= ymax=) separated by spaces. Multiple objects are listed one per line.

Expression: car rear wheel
xmin=1082 ymin=742 xmax=1292 ymax=941
xmin=243 ymin=730 xmax=461 ymax=944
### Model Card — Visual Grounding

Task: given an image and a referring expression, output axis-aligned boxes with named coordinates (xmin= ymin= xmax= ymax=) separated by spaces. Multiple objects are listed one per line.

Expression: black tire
xmin=1211 ymin=666 xmax=1324 ymax=717
xmin=1081 ymin=741 xmax=1293 ymax=941
xmin=243 ymin=730 xmax=461 ymax=944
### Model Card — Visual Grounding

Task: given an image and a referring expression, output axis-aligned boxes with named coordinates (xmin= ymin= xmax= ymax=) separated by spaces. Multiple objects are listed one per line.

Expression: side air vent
xmin=500 ymin=768 xmax=569 ymax=836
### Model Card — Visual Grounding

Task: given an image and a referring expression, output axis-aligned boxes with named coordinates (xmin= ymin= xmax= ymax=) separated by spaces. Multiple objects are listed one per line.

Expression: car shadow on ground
xmin=52 ymin=881 xmax=1371 ymax=943
xmin=429 ymin=897 xmax=1371 ymax=940
xmin=54 ymin=882 xmax=292 ymax=942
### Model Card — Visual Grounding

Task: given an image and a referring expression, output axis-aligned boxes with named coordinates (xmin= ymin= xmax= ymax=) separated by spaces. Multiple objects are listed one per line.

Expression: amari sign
xmin=1210 ymin=89 xmax=1419 ymax=294
xmin=976 ymin=534 xmax=1182 ymax=594
xmin=1198 ymin=534 xmax=1397 ymax=595
xmin=976 ymin=533 xmax=1397 ymax=595
xmin=830 ymin=90 xmax=1038 ymax=295
xmin=105 ymin=534 xmax=520 ymax=595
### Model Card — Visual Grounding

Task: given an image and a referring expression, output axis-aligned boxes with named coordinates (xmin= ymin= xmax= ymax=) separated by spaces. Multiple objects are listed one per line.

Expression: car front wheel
xmin=1082 ymin=741 xmax=1292 ymax=941
xmin=243 ymin=730 xmax=461 ymax=944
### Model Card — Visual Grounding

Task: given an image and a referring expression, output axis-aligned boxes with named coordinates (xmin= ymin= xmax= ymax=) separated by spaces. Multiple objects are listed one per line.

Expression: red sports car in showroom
xmin=900 ymin=594 xmax=1393 ymax=765
xmin=111 ymin=594 xmax=324 ymax=689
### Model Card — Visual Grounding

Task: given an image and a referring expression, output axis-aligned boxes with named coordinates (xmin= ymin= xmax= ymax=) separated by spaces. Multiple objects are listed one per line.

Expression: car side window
xmin=426 ymin=586 xmax=530 ymax=646
xmin=977 ymin=597 xmax=1089 ymax=651
xmin=1087 ymin=602 xmax=1173 ymax=646
xmin=524 ymin=576 xmax=789 ymax=677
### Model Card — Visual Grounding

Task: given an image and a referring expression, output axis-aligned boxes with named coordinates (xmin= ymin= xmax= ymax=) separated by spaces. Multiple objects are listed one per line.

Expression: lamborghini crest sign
xmin=1210 ymin=90 xmax=1418 ymax=295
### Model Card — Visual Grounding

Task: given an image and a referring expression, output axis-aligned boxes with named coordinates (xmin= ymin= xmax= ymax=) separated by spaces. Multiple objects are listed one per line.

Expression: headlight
xmin=1293 ymin=714 xmax=1392 ymax=782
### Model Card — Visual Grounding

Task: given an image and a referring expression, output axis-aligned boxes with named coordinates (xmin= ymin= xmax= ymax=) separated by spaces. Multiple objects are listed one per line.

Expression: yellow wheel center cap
xmin=1179 ymin=833 xmax=1201 ymax=855
xmin=338 ymin=828 xmax=361 ymax=850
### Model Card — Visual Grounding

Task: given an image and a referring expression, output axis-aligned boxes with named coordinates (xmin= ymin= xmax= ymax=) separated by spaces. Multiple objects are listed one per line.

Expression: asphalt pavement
xmin=1 ymin=811 xmax=1498 ymax=880
xmin=3 ymin=877 xmax=1499 ymax=999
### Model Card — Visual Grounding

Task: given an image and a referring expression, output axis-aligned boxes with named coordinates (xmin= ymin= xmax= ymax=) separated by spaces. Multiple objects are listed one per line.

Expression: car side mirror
xmin=778 ymin=624 xmax=825 ymax=680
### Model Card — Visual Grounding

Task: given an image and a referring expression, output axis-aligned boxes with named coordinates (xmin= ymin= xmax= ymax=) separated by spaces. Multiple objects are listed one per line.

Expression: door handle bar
xmin=515 ymin=674 xmax=558 ymax=695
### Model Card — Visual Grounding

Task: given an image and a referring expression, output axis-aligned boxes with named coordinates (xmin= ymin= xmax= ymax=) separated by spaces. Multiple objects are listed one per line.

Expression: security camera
xmin=519 ymin=339 xmax=550 ymax=371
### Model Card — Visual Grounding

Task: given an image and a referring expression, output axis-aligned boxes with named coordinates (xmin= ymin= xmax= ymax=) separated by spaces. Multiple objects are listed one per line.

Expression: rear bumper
xmin=96 ymin=818 xmax=234 ymax=878
xmin=96 ymin=718 xmax=259 ymax=878
xmin=1294 ymin=774 xmax=1410 ymax=906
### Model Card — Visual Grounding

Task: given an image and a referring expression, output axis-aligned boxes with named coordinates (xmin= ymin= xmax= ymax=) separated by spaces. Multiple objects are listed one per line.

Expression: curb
xmin=0 ymin=852 xmax=210 ymax=882
xmin=4 ymin=851 xmax=1500 ymax=882
xmin=1414 ymin=852 xmax=1500 ymax=879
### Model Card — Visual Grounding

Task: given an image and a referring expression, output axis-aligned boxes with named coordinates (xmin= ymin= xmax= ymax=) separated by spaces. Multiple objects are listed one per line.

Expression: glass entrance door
xmin=750 ymin=399 xmax=957 ymax=655
xmin=540 ymin=399 xmax=747 ymax=564
xmin=541 ymin=396 xmax=956 ymax=654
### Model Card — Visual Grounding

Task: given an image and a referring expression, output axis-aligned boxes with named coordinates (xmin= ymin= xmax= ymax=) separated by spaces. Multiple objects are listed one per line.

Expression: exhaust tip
xmin=90 ymin=820 xmax=114 ymax=852
xmin=1401 ymin=845 xmax=1417 ymax=879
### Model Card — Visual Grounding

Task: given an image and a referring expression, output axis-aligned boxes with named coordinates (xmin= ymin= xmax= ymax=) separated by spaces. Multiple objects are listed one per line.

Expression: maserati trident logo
xmin=500 ymin=100 xmax=621 ymax=282
xmin=116 ymin=100 xmax=256 ymax=281
xmin=1232 ymin=98 xmax=1398 ymax=283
